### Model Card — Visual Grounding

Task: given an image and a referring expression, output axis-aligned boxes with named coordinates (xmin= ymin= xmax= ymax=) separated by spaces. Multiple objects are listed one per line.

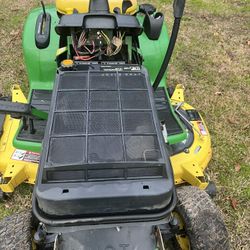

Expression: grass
xmin=0 ymin=0 xmax=249 ymax=249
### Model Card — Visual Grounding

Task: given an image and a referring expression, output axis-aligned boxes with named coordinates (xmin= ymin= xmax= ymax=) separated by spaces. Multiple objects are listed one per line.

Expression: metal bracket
xmin=34 ymin=222 xmax=60 ymax=248
xmin=170 ymin=84 xmax=185 ymax=102
xmin=155 ymin=226 xmax=166 ymax=250
xmin=175 ymin=102 xmax=202 ymax=137
xmin=0 ymin=164 xmax=27 ymax=193
xmin=53 ymin=233 xmax=61 ymax=250
xmin=181 ymin=162 xmax=208 ymax=189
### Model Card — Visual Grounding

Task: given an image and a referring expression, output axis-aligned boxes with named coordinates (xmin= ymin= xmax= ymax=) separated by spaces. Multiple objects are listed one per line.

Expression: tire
xmin=174 ymin=186 xmax=230 ymax=250
xmin=0 ymin=210 xmax=32 ymax=250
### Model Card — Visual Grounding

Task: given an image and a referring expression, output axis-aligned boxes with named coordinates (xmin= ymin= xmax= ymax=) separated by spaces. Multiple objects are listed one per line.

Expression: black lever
xmin=0 ymin=101 xmax=48 ymax=134
xmin=0 ymin=101 xmax=31 ymax=119
xmin=0 ymin=101 xmax=48 ymax=120
xmin=35 ymin=2 xmax=51 ymax=49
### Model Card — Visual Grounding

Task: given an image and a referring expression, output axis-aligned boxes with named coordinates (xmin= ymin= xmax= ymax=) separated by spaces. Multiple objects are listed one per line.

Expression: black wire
xmin=41 ymin=1 xmax=46 ymax=19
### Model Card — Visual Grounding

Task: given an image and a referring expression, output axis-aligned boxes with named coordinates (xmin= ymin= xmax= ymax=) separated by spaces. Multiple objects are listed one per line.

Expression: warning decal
xmin=197 ymin=121 xmax=208 ymax=136
xmin=12 ymin=149 xmax=40 ymax=163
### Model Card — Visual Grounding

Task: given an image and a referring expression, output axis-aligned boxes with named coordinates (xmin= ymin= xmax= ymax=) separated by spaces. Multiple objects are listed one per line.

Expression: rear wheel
xmin=0 ymin=210 xmax=32 ymax=250
xmin=171 ymin=186 xmax=230 ymax=250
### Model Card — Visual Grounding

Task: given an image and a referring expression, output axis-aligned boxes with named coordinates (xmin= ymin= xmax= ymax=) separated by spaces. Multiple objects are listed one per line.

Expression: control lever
xmin=35 ymin=1 xmax=51 ymax=49
xmin=0 ymin=101 xmax=48 ymax=134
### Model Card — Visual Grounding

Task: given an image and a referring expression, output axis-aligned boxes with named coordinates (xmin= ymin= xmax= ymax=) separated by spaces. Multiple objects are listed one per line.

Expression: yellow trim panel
xmin=56 ymin=0 xmax=138 ymax=14
xmin=0 ymin=86 xmax=38 ymax=193
xmin=170 ymin=85 xmax=212 ymax=189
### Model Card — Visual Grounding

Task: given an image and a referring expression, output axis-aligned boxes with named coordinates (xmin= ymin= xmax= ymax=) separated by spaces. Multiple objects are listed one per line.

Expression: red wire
xmin=74 ymin=55 xmax=97 ymax=61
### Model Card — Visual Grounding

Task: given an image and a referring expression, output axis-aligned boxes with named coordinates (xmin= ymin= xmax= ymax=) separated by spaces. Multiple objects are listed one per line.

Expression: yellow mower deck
xmin=0 ymin=86 xmax=38 ymax=193
xmin=0 ymin=85 xmax=211 ymax=193
xmin=170 ymin=85 xmax=212 ymax=189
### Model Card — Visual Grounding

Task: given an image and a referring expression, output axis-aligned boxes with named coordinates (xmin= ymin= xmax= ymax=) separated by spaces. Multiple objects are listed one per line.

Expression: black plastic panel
xmin=154 ymin=88 xmax=183 ymax=136
xmin=59 ymin=72 xmax=88 ymax=90
xmin=90 ymin=73 xmax=117 ymax=90
xmin=34 ymin=66 xmax=174 ymax=219
xmin=52 ymin=112 xmax=87 ymax=135
xmin=89 ymin=91 xmax=119 ymax=110
xmin=56 ymin=13 xmax=143 ymax=36
xmin=45 ymin=70 xmax=164 ymax=172
xmin=89 ymin=112 xmax=121 ymax=133
xmin=125 ymin=135 xmax=161 ymax=161
xmin=122 ymin=112 xmax=155 ymax=133
xmin=88 ymin=135 xmax=124 ymax=162
xmin=57 ymin=225 xmax=156 ymax=250
xmin=48 ymin=137 xmax=86 ymax=166
xmin=31 ymin=90 xmax=52 ymax=112
xmin=120 ymin=73 xmax=147 ymax=89
xmin=56 ymin=91 xmax=87 ymax=111
xmin=121 ymin=90 xmax=151 ymax=109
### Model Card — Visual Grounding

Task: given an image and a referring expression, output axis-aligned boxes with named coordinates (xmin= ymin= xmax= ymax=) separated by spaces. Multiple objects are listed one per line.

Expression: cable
xmin=75 ymin=54 xmax=98 ymax=61
xmin=152 ymin=18 xmax=181 ymax=90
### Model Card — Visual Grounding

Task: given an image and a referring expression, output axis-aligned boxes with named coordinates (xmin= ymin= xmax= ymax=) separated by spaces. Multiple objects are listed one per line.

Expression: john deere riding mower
xmin=0 ymin=0 xmax=229 ymax=249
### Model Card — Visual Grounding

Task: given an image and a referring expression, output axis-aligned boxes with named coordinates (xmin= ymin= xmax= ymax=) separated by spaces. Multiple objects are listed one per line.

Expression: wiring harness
xmin=72 ymin=30 xmax=124 ymax=61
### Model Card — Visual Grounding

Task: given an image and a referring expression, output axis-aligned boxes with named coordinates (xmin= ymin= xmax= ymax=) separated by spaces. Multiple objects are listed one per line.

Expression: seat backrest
xmin=56 ymin=0 xmax=138 ymax=15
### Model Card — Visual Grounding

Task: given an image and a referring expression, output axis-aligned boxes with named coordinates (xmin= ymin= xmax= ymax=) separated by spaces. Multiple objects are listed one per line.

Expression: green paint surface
xmin=15 ymin=7 xmax=186 ymax=151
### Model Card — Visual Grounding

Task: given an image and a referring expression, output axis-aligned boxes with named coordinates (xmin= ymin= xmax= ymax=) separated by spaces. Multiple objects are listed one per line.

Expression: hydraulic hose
xmin=153 ymin=0 xmax=185 ymax=90
xmin=153 ymin=17 xmax=181 ymax=90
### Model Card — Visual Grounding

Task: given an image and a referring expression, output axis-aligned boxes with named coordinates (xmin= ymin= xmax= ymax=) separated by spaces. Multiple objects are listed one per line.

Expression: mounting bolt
xmin=169 ymin=216 xmax=179 ymax=228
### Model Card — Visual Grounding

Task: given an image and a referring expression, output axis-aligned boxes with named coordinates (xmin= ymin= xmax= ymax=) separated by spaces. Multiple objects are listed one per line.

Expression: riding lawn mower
xmin=0 ymin=0 xmax=229 ymax=249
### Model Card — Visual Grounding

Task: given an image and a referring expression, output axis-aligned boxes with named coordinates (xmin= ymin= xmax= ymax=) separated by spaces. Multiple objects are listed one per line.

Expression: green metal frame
xmin=22 ymin=6 xmax=59 ymax=91
xmin=14 ymin=6 xmax=187 ymax=152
